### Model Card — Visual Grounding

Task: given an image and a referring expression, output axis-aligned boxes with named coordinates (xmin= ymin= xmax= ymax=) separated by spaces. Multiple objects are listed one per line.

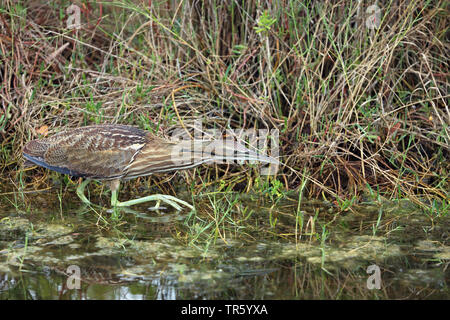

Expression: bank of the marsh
xmin=0 ymin=0 xmax=448 ymax=208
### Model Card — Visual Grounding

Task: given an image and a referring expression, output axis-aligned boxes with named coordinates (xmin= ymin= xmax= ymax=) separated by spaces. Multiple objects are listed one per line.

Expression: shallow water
xmin=0 ymin=190 xmax=448 ymax=299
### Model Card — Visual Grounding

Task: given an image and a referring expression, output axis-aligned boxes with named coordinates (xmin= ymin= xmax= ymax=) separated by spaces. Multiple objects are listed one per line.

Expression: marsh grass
xmin=0 ymin=0 xmax=448 ymax=242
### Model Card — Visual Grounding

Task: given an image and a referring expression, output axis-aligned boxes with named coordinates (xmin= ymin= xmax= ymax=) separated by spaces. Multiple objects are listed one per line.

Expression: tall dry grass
xmin=0 ymin=0 xmax=448 ymax=206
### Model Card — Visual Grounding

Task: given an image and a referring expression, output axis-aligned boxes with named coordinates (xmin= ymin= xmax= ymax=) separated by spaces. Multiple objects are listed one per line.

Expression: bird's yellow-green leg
xmin=114 ymin=194 xmax=194 ymax=211
xmin=109 ymin=180 xmax=193 ymax=211
xmin=76 ymin=179 xmax=92 ymax=205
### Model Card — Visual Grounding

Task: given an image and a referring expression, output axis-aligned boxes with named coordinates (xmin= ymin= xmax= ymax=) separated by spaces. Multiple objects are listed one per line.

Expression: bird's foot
xmin=146 ymin=200 xmax=168 ymax=211
xmin=112 ymin=194 xmax=194 ymax=211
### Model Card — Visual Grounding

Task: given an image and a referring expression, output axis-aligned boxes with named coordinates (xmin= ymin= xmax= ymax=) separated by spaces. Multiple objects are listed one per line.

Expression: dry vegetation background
xmin=0 ymin=0 xmax=448 ymax=207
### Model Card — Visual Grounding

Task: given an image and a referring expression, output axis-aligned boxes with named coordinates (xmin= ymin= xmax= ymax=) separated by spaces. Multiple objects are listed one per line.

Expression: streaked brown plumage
xmin=23 ymin=124 xmax=278 ymax=210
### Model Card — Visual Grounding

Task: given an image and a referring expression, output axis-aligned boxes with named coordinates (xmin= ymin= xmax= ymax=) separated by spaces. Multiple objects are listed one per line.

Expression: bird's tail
xmin=123 ymin=139 xmax=278 ymax=180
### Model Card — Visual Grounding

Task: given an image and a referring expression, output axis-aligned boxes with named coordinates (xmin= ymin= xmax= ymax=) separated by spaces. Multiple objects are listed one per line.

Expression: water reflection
xmin=0 ymin=193 xmax=448 ymax=299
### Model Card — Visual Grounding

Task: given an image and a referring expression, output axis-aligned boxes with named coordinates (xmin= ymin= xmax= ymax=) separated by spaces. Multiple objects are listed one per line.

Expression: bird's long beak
xmin=172 ymin=139 xmax=279 ymax=165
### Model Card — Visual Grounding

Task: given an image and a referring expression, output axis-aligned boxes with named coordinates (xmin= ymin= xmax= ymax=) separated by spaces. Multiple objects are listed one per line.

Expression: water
xmin=0 ymin=190 xmax=448 ymax=299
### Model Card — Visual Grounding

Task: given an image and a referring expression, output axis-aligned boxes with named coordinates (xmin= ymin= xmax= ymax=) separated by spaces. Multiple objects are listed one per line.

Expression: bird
xmin=23 ymin=124 xmax=278 ymax=210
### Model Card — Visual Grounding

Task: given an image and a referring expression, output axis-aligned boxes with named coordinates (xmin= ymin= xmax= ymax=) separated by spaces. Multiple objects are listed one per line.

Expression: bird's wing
xmin=43 ymin=133 xmax=146 ymax=180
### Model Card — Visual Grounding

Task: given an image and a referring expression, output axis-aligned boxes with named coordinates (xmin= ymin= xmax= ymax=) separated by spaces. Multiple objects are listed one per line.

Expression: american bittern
xmin=23 ymin=124 xmax=278 ymax=210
